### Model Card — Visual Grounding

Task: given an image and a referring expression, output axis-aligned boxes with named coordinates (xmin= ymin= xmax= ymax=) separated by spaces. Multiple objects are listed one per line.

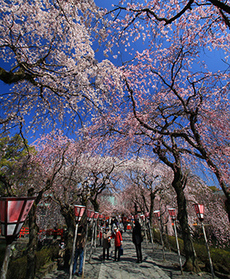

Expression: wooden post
xmin=69 ymin=223 xmax=79 ymax=279
xmin=173 ymin=222 xmax=183 ymax=274
xmin=201 ymin=222 xmax=214 ymax=279
xmin=158 ymin=219 xmax=165 ymax=261
xmin=81 ymin=221 xmax=89 ymax=278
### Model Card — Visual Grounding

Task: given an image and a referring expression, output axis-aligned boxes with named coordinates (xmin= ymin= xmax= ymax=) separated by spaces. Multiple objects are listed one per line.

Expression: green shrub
xmin=1 ymin=241 xmax=60 ymax=279
xmin=167 ymin=234 xmax=184 ymax=252
xmin=152 ymin=228 xmax=160 ymax=242
xmin=36 ymin=243 xmax=59 ymax=271
xmin=7 ymin=256 xmax=27 ymax=279
xmin=152 ymin=229 xmax=230 ymax=275
xmin=197 ymin=245 xmax=230 ymax=274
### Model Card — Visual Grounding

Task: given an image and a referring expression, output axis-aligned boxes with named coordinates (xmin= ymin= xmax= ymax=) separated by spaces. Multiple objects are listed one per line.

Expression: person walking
xmin=73 ymin=224 xmax=86 ymax=276
xmin=132 ymin=220 xmax=142 ymax=263
xmin=112 ymin=227 xmax=123 ymax=261
xmin=102 ymin=227 xmax=111 ymax=261
xmin=99 ymin=226 xmax=103 ymax=246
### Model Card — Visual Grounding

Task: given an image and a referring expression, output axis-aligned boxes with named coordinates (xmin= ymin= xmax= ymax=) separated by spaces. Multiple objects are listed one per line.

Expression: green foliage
xmin=0 ymin=240 xmax=59 ymax=279
xmin=167 ymin=235 xmax=184 ymax=252
xmin=210 ymin=248 xmax=230 ymax=274
xmin=0 ymin=134 xmax=28 ymax=168
xmin=36 ymin=243 xmax=59 ymax=271
xmin=7 ymin=256 xmax=27 ymax=279
xmin=208 ymin=186 xmax=219 ymax=192
xmin=0 ymin=134 xmax=36 ymax=196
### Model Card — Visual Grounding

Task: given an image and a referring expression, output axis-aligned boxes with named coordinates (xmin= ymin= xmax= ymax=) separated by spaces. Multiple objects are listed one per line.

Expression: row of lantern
xmin=137 ymin=204 xmax=213 ymax=279
xmin=137 ymin=204 xmax=204 ymax=222
xmin=74 ymin=205 xmax=111 ymax=223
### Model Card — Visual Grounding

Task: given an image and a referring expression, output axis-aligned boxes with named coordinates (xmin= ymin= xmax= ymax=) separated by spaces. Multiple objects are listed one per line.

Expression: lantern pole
xmin=69 ymin=205 xmax=85 ymax=279
xmin=201 ymin=222 xmax=214 ymax=279
xmin=93 ymin=212 xmax=99 ymax=248
xmin=98 ymin=214 xmax=103 ymax=247
xmin=69 ymin=222 xmax=79 ymax=279
xmin=168 ymin=208 xmax=183 ymax=274
xmin=193 ymin=204 xmax=214 ymax=279
xmin=89 ymin=211 xmax=99 ymax=263
xmin=154 ymin=210 xmax=165 ymax=261
xmin=81 ymin=209 xmax=94 ymax=278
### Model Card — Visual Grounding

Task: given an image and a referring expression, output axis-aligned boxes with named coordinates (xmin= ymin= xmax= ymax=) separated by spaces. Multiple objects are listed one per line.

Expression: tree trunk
xmin=26 ymin=203 xmax=38 ymax=279
xmin=90 ymin=198 xmax=99 ymax=212
xmin=149 ymin=192 xmax=155 ymax=228
xmin=26 ymin=188 xmax=39 ymax=279
xmin=172 ymin=167 xmax=200 ymax=272
xmin=60 ymin=206 xmax=75 ymax=269
xmin=134 ymin=202 xmax=138 ymax=216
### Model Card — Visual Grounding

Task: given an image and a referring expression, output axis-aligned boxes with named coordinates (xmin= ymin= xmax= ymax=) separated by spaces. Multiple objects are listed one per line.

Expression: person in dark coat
xmin=132 ymin=220 xmax=142 ymax=263
xmin=73 ymin=224 xmax=86 ymax=276
xmin=102 ymin=227 xmax=111 ymax=261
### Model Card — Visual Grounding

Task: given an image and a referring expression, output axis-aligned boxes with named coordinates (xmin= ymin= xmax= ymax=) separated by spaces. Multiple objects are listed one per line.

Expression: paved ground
xmin=42 ymin=232 xmax=215 ymax=279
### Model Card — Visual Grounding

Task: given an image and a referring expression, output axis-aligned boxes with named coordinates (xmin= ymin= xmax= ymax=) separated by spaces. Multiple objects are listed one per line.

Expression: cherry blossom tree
xmin=26 ymin=133 xmax=69 ymax=278
xmin=31 ymin=130 xmax=89 ymax=268
xmin=119 ymin=163 xmax=230 ymax=247
xmin=120 ymin=157 xmax=172 ymax=224
xmin=0 ymin=132 xmax=69 ymax=277
xmin=104 ymin=0 xmax=230 ymax=215
xmin=31 ymin=129 xmax=125 ymax=267
xmin=0 ymin=0 xmax=121 ymax=135
xmin=109 ymin=0 xmax=230 ymax=30
xmin=122 ymin=48 xmax=230 ymax=219
xmin=91 ymin=90 xmax=202 ymax=270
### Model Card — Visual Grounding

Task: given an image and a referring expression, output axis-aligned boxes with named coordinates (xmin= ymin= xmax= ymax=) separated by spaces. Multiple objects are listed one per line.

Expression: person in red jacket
xmin=112 ymin=227 xmax=123 ymax=261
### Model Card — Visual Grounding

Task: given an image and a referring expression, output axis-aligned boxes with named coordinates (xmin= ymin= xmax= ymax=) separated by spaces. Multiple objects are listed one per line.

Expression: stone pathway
xmin=42 ymin=232 xmax=215 ymax=279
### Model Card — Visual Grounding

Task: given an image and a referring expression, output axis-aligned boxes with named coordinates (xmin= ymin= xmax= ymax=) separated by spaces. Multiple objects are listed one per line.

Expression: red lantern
xmin=145 ymin=212 xmax=150 ymax=219
xmin=0 ymin=197 xmax=35 ymax=237
xmin=154 ymin=210 xmax=161 ymax=220
xmin=168 ymin=208 xmax=177 ymax=220
xmin=99 ymin=214 xmax=104 ymax=220
xmin=74 ymin=205 xmax=86 ymax=222
xmin=140 ymin=214 xmax=145 ymax=220
xmin=193 ymin=204 xmax=204 ymax=221
xmin=87 ymin=209 xmax=95 ymax=220
xmin=94 ymin=212 xmax=99 ymax=220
